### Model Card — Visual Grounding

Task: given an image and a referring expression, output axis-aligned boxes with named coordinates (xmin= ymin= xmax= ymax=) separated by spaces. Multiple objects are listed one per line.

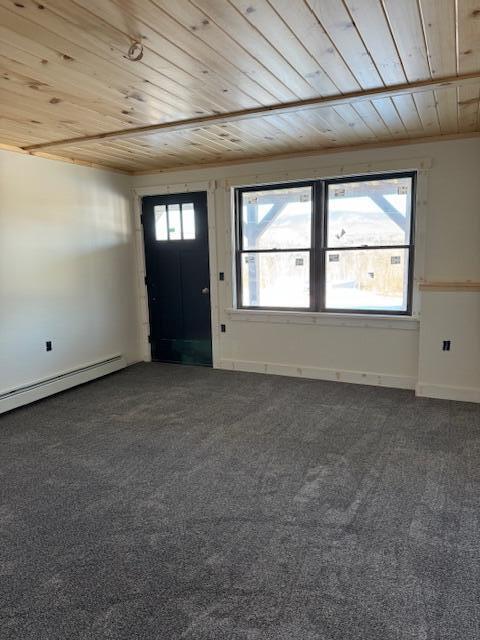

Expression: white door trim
xmin=131 ymin=180 xmax=220 ymax=367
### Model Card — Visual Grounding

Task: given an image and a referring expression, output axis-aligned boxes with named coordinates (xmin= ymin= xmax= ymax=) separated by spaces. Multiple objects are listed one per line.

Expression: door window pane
xmin=182 ymin=203 xmax=196 ymax=239
xmin=327 ymin=176 xmax=413 ymax=247
xmin=168 ymin=204 xmax=182 ymax=240
xmin=154 ymin=205 xmax=168 ymax=240
xmin=155 ymin=203 xmax=196 ymax=241
xmin=241 ymin=186 xmax=312 ymax=250
xmin=241 ymin=251 xmax=310 ymax=308
xmin=325 ymin=248 xmax=410 ymax=312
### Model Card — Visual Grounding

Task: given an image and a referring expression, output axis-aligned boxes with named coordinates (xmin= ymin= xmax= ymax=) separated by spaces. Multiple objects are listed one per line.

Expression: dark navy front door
xmin=142 ymin=192 xmax=212 ymax=366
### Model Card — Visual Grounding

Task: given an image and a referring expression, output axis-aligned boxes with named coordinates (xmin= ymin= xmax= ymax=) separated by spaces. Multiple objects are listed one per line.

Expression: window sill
xmin=226 ymin=308 xmax=419 ymax=331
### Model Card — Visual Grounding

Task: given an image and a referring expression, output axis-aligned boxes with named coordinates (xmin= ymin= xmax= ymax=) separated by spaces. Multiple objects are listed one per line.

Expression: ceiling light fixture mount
xmin=127 ymin=41 xmax=143 ymax=62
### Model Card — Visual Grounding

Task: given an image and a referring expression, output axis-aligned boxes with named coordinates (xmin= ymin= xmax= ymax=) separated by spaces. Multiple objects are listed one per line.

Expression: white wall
xmin=415 ymin=138 xmax=480 ymax=402
xmin=1 ymin=138 xmax=476 ymax=408
xmin=133 ymin=137 xmax=480 ymax=401
xmin=0 ymin=151 xmax=140 ymax=402
xmin=417 ymin=292 xmax=480 ymax=402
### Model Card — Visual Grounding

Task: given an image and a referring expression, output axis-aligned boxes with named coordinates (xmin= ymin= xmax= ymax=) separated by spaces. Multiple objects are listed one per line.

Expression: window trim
xmin=235 ymin=170 xmax=416 ymax=316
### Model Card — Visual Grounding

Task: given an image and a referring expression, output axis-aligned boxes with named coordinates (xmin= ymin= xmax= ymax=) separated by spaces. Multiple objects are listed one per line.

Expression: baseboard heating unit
xmin=0 ymin=355 xmax=126 ymax=414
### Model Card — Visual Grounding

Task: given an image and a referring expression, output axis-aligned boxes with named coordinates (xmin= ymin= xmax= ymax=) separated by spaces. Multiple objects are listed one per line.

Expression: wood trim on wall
xmin=419 ymin=282 xmax=480 ymax=291
xmin=0 ymin=143 xmax=131 ymax=175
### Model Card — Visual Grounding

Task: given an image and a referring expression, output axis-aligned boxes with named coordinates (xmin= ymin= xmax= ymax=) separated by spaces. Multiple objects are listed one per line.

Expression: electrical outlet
xmin=219 ymin=272 xmax=225 ymax=281
xmin=46 ymin=341 xmax=52 ymax=352
xmin=442 ymin=340 xmax=451 ymax=351
xmin=220 ymin=324 xmax=226 ymax=333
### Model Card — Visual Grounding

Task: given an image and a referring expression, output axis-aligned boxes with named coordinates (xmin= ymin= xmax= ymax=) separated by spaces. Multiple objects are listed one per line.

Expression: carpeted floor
xmin=0 ymin=363 xmax=479 ymax=639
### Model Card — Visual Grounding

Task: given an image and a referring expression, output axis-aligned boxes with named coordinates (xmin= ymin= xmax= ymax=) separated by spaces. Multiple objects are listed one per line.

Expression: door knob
xmin=201 ymin=287 xmax=209 ymax=295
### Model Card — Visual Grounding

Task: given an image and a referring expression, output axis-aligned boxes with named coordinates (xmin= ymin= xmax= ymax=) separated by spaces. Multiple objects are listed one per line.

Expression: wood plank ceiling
xmin=1 ymin=0 xmax=479 ymax=173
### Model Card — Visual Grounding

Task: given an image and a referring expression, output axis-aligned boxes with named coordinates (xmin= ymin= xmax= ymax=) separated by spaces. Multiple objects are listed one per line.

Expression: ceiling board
xmin=457 ymin=0 xmax=480 ymax=132
xmin=0 ymin=0 xmax=478 ymax=172
xmin=343 ymin=0 xmax=406 ymax=85
xmin=382 ymin=0 xmax=431 ymax=81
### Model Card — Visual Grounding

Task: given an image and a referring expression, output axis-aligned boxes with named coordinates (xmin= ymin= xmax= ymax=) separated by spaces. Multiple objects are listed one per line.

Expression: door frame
xmin=132 ymin=180 xmax=220 ymax=367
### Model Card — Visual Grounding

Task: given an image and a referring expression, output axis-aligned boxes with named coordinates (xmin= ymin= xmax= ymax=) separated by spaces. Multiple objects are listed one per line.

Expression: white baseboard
xmin=416 ymin=383 xmax=480 ymax=403
xmin=0 ymin=355 xmax=126 ymax=414
xmin=218 ymin=358 xmax=416 ymax=390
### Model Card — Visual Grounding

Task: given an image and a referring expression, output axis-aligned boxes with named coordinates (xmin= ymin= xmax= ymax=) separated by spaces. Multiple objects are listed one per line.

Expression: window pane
xmin=168 ymin=204 xmax=181 ymax=240
xmin=241 ymin=252 xmax=310 ymax=308
xmin=241 ymin=186 xmax=312 ymax=250
xmin=154 ymin=205 xmax=168 ymax=240
xmin=325 ymin=248 xmax=410 ymax=312
xmin=182 ymin=203 xmax=196 ymax=239
xmin=327 ymin=176 xmax=412 ymax=247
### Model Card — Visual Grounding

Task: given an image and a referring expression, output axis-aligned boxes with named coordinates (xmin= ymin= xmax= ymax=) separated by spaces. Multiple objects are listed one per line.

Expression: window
xmin=237 ymin=184 xmax=313 ymax=308
xmin=155 ymin=202 xmax=196 ymax=240
xmin=235 ymin=172 xmax=415 ymax=314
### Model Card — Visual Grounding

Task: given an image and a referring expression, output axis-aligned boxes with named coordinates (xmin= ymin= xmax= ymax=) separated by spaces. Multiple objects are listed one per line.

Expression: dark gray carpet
xmin=1 ymin=363 xmax=479 ymax=639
